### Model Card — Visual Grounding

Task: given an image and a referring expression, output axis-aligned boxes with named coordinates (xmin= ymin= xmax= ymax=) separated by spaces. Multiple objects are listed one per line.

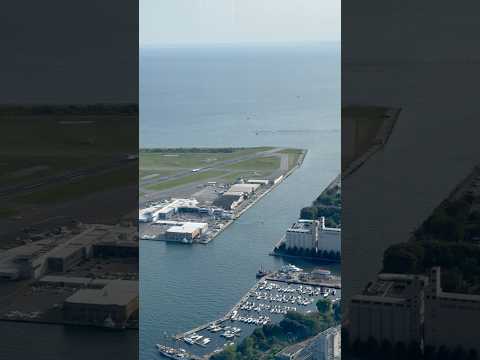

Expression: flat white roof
xmin=166 ymin=222 xmax=208 ymax=234
xmin=229 ymin=183 xmax=260 ymax=193
xmin=224 ymin=191 xmax=246 ymax=197
xmin=65 ymin=280 xmax=138 ymax=306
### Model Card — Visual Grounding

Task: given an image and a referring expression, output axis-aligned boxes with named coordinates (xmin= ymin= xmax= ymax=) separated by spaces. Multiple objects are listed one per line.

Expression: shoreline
xmin=206 ymin=148 xmax=307 ymax=244
xmin=269 ymin=251 xmax=340 ymax=264
xmin=144 ymin=149 xmax=308 ymax=246
xmin=269 ymin=173 xmax=341 ymax=263
xmin=171 ymin=267 xmax=340 ymax=359
xmin=0 ymin=316 xmax=139 ymax=330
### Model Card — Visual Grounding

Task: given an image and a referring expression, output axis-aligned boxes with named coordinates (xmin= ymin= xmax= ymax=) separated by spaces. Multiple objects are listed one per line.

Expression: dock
xmin=173 ymin=268 xmax=340 ymax=342
xmin=264 ymin=274 xmax=341 ymax=289
xmin=174 ymin=279 xmax=264 ymax=341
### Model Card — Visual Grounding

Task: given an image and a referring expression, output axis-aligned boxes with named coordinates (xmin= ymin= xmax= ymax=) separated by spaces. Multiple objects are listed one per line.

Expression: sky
xmin=140 ymin=0 xmax=340 ymax=47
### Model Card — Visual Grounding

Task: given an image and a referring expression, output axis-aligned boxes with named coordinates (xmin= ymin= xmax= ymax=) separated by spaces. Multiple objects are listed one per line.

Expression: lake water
xmin=139 ymin=43 xmax=341 ymax=359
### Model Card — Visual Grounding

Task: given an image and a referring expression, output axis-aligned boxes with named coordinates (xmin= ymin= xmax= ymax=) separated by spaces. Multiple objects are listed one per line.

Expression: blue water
xmin=140 ymin=43 xmax=341 ymax=360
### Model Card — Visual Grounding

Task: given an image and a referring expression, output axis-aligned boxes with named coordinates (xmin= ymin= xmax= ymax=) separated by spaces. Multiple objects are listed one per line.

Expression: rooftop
xmin=165 ymin=222 xmax=208 ymax=234
xmin=359 ymin=273 xmax=428 ymax=300
xmin=65 ymin=280 xmax=138 ymax=306
xmin=288 ymin=220 xmax=318 ymax=232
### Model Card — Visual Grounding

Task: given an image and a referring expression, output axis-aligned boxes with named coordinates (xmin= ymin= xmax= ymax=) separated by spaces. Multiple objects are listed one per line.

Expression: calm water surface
xmin=140 ymin=44 xmax=341 ymax=359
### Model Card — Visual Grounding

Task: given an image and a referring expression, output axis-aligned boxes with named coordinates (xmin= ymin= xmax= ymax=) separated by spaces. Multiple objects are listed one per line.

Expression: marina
xmin=157 ymin=267 xmax=341 ymax=359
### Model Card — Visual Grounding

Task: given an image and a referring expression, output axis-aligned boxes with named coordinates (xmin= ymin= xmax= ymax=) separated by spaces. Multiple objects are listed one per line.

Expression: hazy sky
xmin=140 ymin=0 xmax=340 ymax=47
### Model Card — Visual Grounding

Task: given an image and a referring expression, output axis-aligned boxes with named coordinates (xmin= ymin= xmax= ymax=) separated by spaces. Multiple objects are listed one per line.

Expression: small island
xmin=139 ymin=147 xmax=306 ymax=244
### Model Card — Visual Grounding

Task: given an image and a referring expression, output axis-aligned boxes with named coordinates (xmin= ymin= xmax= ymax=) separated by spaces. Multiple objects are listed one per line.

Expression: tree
xmin=316 ymin=298 xmax=332 ymax=313
xmin=300 ymin=206 xmax=317 ymax=220
xmin=211 ymin=346 xmax=238 ymax=360
xmin=333 ymin=301 xmax=341 ymax=322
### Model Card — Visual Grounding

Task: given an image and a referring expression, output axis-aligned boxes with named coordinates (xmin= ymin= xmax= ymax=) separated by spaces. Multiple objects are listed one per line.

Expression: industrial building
xmin=424 ymin=267 xmax=480 ymax=356
xmin=213 ymin=193 xmax=245 ymax=210
xmin=349 ymin=267 xmax=480 ymax=355
xmin=317 ymin=217 xmax=341 ymax=253
xmin=47 ymin=245 xmax=85 ymax=273
xmin=212 ymin=208 xmax=234 ymax=219
xmin=228 ymin=183 xmax=260 ymax=194
xmin=138 ymin=205 xmax=161 ymax=223
xmin=349 ymin=273 xmax=428 ymax=345
xmin=275 ymin=325 xmax=341 ymax=360
xmin=164 ymin=222 xmax=208 ymax=243
xmin=64 ymin=280 xmax=138 ymax=328
xmin=285 ymin=219 xmax=319 ymax=250
xmin=223 ymin=190 xmax=248 ymax=197
xmin=93 ymin=240 xmax=138 ymax=257
xmin=284 ymin=217 xmax=341 ymax=253
xmin=38 ymin=275 xmax=110 ymax=289
xmin=247 ymin=179 xmax=270 ymax=185
xmin=0 ymin=239 xmax=54 ymax=280
xmin=0 ymin=224 xmax=138 ymax=281
xmin=138 ymin=199 xmax=200 ymax=222
xmin=48 ymin=225 xmax=138 ymax=272
xmin=306 ymin=326 xmax=341 ymax=360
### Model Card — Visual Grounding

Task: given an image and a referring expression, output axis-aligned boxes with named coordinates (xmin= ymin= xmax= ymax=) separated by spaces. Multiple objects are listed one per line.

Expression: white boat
xmin=200 ymin=338 xmax=211 ymax=346
xmin=183 ymin=337 xmax=195 ymax=345
xmin=155 ymin=344 xmax=189 ymax=359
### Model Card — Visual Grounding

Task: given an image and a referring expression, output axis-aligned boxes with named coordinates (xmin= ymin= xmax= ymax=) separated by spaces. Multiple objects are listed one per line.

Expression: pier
xmin=174 ymin=279 xmax=263 ymax=341
xmin=167 ymin=268 xmax=341 ymax=359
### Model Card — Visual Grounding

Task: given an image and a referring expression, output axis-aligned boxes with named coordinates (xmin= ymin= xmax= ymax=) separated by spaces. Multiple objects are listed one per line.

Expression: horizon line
xmin=140 ymin=40 xmax=340 ymax=50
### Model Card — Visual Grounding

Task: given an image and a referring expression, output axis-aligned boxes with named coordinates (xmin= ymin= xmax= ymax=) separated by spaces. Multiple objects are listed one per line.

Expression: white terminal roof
xmin=166 ymin=222 xmax=208 ymax=234
xmin=223 ymin=191 xmax=246 ymax=197
xmin=247 ymin=179 xmax=269 ymax=184
xmin=65 ymin=280 xmax=138 ymax=306
xmin=229 ymin=183 xmax=260 ymax=193
xmin=156 ymin=198 xmax=200 ymax=214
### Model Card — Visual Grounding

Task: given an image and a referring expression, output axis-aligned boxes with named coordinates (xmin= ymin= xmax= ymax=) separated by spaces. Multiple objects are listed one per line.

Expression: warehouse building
xmin=349 ymin=273 xmax=428 ymax=345
xmin=228 ymin=183 xmax=260 ymax=194
xmin=164 ymin=222 xmax=208 ymax=243
xmin=247 ymin=179 xmax=270 ymax=185
xmin=64 ymin=280 xmax=138 ymax=328
xmin=424 ymin=267 xmax=480 ymax=356
xmin=93 ymin=240 xmax=138 ymax=258
xmin=285 ymin=219 xmax=319 ymax=250
xmin=138 ymin=205 xmax=161 ymax=222
xmin=213 ymin=194 xmax=245 ymax=210
xmin=0 ymin=239 xmax=57 ymax=280
xmin=275 ymin=325 xmax=341 ymax=360
xmin=305 ymin=325 xmax=341 ymax=360
xmin=349 ymin=267 xmax=480 ymax=355
xmin=47 ymin=225 xmax=125 ymax=272
xmin=317 ymin=217 xmax=341 ymax=253
xmin=139 ymin=199 xmax=200 ymax=222
xmin=47 ymin=245 xmax=85 ymax=273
